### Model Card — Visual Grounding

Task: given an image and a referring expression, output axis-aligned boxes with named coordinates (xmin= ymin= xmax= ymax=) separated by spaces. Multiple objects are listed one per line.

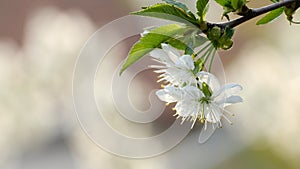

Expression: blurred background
xmin=1 ymin=0 xmax=300 ymax=169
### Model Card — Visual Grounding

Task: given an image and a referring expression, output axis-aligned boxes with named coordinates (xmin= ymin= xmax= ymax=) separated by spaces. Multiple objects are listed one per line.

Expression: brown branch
xmin=209 ymin=0 xmax=299 ymax=29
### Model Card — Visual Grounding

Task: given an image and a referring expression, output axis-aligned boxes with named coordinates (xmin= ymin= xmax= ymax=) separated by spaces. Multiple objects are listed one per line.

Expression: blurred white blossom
xmin=0 ymin=7 xmax=95 ymax=167
xmin=227 ymin=39 xmax=300 ymax=162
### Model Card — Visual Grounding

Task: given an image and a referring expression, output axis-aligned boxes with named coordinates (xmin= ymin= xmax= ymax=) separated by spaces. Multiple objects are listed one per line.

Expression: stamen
xmin=181 ymin=117 xmax=187 ymax=124
xmin=187 ymin=116 xmax=192 ymax=121
xmin=191 ymin=118 xmax=197 ymax=129
xmin=212 ymin=102 xmax=235 ymax=117
xmin=200 ymin=118 xmax=205 ymax=124
xmin=222 ymin=108 xmax=235 ymax=116
xmin=212 ymin=122 xmax=216 ymax=129
xmin=222 ymin=114 xmax=233 ymax=125
xmin=219 ymin=121 xmax=223 ymax=128
xmin=201 ymin=103 xmax=205 ymax=119
xmin=209 ymin=105 xmax=218 ymax=123
xmin=210 ymin=110 xmax=218 ymax=123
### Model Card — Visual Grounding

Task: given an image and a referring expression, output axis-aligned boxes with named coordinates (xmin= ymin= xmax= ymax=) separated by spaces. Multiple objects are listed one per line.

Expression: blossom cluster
xmin=151 ymin=43 xmax=243 ymax=129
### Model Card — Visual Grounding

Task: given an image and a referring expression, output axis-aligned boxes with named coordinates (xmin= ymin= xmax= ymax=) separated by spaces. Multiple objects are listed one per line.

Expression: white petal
xmin=182 ymin=85 xmax=203 ymax=99
xmin=177 ymin=55 xmax=195 ymax=70
xmin=198 ymin=123 xmax=216 ymax=144
xmin=175 ymin=99 xmax=200 ymax=118
xmin=175 ymin=101 xmax=194 ymax=117
xmin=161 ymin=43 xmax=180 ymax=63
xmin=216 ymin=95 xmax=243 ymax=107
xmin=155 ymin=86 xmax=182 ymax=103
xmin=205 ymin=104 xmax=220 ymax=123
xmin=213 ymin=83 xmax=243 ymax=98
xmin=225 ymin=95 xmax=243 ymax=103
xmin=197 ymin=71 xmax=221 ymax=92
xmin=150 ymin=48 xmax=172 ymax=63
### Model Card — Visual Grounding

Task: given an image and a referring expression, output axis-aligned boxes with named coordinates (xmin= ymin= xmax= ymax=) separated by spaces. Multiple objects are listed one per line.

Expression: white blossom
xmin=156 ymin=71 xmax=243 ymax=129
xmin=150 ymin=43 xmax=196 ymax=86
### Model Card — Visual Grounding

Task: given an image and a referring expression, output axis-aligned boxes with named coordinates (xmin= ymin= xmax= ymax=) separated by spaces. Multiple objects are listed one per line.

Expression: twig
xmin=209 ymin=0 xmax=299 ymax=29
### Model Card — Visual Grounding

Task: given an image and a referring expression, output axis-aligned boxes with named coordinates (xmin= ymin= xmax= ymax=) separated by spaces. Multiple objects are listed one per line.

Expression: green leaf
xmin=166 ymin=37 xmax=189 ymax=50
xmin=231 ymin=0 xmax=241 ymax=10
xmin=174 ymin=30 xmax=208 ymax=55
xmin=120 ymin=24 xmax=187 ymax=75
xmin=215 ymin=0 xmax=231 ymax=7
xmin=271 ymin=0 xmax=279 ymax=3
xmin=223 ymin=26 xmax=234 ymax=39
xmin=162 ymin=0 xmax=189 ymax=12
xmin=284 ymin=2 xmax=299 ymax=24
xmin=132 ymin=4 xmax=199 ymax=26
xmin=162 ymin=0 xmax=197 ymax=20
xmin=196 ymin=0 xmax=209 ymax=21
xmin=231 ymin=0 xmax=246 ymax=10
xmin=202 ymin=82 xmax=212 ymax=97
xmin=185 ymin=46 xmax=194 ymax=55
xmin=256 ymin=7 xmax=284 ymax=25
xmin=190 ymin=31 xmax=208 ymax=48
xmin=215 ymin=0 xmax=233 ymax=20
xmin=193 ymin=59 xmax=204 ymax=74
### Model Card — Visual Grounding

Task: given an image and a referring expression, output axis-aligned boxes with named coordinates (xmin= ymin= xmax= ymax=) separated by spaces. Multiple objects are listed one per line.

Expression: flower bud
xmin=208 ymin=26 xmax=221 ymax=41
xmin=221 ymin=39 xmax=233 ymax=50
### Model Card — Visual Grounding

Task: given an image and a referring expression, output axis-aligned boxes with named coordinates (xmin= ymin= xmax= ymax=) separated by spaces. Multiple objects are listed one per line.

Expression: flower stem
xmin=208 ymin=49 xmax=216 ymax=72
xmin=195 ymin=42 xmax=212 ymax=57
xmin=202 ymin=46 xmax=215 ymax=71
